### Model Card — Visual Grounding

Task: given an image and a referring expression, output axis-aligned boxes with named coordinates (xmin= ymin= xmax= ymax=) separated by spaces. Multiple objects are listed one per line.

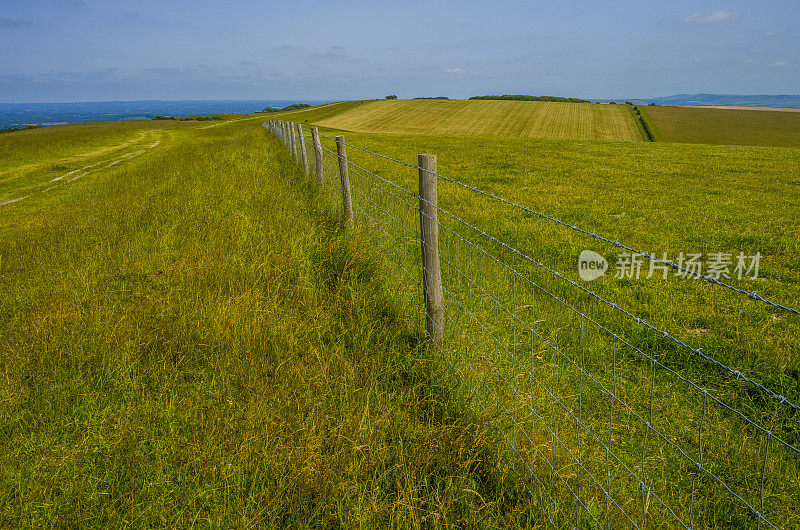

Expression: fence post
xmin=296 ymin=124 xmax=309 ymax=176
xmin=335 ymin=135 xmax=354 ymax=225
xmin=418 ymin=154 xmax=444 ymax=346
xmin=290 ymin=123 xmax=299 ymax=159
xmin=311 ymin=127 xmax=324 ymax=187
xmin=279 ymin=121 xmax=286 ymax=144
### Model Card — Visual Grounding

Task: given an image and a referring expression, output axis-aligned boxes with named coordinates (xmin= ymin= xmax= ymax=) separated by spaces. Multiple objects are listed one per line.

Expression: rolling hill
xmin=313 ymin=99 xmax=646 ymax=142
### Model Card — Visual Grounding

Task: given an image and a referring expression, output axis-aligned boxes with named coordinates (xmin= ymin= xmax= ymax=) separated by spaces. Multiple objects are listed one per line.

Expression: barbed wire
xmin=314 ymin=130 xmax=799 ymax=317
xmin=312 ymin=127 xmax=800 ymax=415
xmin=269 ymin=122 xmax=800 ymax=529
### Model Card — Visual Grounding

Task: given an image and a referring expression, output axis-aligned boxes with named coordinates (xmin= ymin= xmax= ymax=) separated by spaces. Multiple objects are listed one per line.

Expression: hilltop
xmin=282 ymin=98 xmax=800 ymax=147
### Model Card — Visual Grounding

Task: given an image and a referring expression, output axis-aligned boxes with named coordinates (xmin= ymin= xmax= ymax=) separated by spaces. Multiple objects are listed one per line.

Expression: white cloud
xmin=445 ymin=68 xmax=466 ymax=75
xmin=683 ymin=11 xmax=738 ymax=24
xmin=769 ymin=60 xmax=789 ymax=67
xmin=0 ymin=18 xmax=36 ymax=29
xmin=766 ymin=29 xmax=788 ymax=37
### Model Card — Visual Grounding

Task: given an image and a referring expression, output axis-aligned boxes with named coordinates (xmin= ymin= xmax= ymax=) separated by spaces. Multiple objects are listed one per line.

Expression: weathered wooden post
xmin=296 ymin=124 xmax=309 ymax=176
xmin=418 ymin=154 xmax=444 ymax=346
xmin=311 ymin=127 xmax=324 ymax=187
xmin=335 ymin=135 xmax=353 ymax=225
xmin=290 ymin=123 xmax=298 ymax=159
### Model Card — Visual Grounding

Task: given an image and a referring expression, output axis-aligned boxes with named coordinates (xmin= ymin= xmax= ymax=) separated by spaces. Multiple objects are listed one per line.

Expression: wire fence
xmin=263 ymin=120 xmax=799 ymax=529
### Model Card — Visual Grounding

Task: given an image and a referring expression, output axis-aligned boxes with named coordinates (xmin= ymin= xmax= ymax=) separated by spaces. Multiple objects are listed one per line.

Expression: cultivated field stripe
xmin=315 ymin=100 xmax=644 ymax=142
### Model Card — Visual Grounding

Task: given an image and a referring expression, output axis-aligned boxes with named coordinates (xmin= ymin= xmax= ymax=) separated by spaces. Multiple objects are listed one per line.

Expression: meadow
xmin=0 ymin=118 xmax=541 ymax=527
xmin=1 ymin=100 xmax=798 ymax=528
xmin=270 ymin=100 xmax=800 ymax=527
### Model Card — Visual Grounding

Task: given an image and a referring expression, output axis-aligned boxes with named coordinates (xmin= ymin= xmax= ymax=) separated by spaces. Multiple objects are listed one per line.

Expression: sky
xmin=0 ymin=0 xmax=798 ymax=102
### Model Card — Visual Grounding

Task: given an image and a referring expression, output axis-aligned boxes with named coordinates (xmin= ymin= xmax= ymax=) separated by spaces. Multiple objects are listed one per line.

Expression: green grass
xmin=3 ymin=98 xmax=799 ymax=527
xmin=313 ymin=99 xmax=644 ymax=142
xmin=639 ymin=105 xmax=800 ymax=147
xmin=268 ymin=101 xmax=800 ymax=527
xmin=0 ymin=119 xmax=544 ymax=527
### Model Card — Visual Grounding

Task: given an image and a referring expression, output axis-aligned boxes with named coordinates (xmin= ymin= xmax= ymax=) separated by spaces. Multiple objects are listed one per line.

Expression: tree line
xmin=469 ymin=95 xmax=589 ymax=103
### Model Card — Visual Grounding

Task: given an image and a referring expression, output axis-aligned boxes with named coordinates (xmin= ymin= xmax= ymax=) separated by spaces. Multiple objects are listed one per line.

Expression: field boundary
xmin=266 ymin=119 xmax=799 ymax=528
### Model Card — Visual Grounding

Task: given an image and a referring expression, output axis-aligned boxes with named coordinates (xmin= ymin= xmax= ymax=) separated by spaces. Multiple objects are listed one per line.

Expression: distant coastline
xmin=0 ymin=99 xmax=330 ymax=129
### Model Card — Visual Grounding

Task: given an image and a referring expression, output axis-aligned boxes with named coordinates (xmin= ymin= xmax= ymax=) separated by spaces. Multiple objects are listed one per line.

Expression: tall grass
xmin=0 ymin=121 xmax=541 ymax=527
xmin=270 ymin=102 xmax=800 ymax=527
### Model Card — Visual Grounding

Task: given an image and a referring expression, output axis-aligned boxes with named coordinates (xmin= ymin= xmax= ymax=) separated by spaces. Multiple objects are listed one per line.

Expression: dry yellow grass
xmin=315 ymin=99 xmax=644 ymax=142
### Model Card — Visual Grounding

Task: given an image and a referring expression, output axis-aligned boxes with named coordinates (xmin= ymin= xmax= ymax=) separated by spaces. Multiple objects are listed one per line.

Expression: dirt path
xmin=0 ymin=131 xmax=154 ymax=181
xmin=1 ymin=135 xmax=163 ymax=208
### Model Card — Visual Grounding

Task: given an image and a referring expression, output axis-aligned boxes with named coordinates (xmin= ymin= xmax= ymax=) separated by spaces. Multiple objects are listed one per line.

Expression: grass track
xmin=314 ymin=99 xmax=644 ymax=142
xmin=0 ymin=119 xmax=542 ymax=527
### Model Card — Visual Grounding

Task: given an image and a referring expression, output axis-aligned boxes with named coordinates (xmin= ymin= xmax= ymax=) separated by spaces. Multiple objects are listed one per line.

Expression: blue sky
xmin=0 ymin=0 xmax=798 ymax=102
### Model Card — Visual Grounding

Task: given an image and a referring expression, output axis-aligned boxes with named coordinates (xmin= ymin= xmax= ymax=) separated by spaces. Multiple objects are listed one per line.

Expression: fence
xmin=263 ymin=120 xmax=799 ymax=529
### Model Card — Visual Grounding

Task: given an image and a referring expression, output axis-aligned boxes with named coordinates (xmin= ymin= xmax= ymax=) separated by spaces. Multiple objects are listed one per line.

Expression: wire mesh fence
xmin=263 ymin=120 xmax=799 ymax=529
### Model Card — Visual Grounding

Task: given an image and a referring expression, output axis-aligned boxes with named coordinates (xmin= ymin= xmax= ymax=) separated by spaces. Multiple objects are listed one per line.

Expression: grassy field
xmin=270 ymin=101 xmax=800 ymax=527
xmin=0 ymin=118 xmax=543 ymax=527
xmin=3 ymin=100 xmax=799 ymax=527
xmin=312 ymin=99 xmax=645 ymax=142
xmin=639 ymin=105 xmax=800 ymax=147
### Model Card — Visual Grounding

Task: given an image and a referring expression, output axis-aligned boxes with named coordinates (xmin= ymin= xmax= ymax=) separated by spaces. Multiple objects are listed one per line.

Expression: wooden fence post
xmin=311 ymin=127 xmax=324 ymax=187
xmin=418 ymin=154 xmax=443 ymax=346
xmin=296 ymin=124 xmax=309 ymax=176
xmin=335 ymin=135 xmax=354 ymax=225
xmin=289 ymin=123 xmax=298 ymax=159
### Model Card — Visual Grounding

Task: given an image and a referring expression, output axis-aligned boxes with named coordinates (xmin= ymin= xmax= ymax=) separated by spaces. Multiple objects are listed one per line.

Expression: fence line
xmin=313 ymin=130 xmax=799 ymax=318
xmin=263 ymin=120 xmax=799 ymax=529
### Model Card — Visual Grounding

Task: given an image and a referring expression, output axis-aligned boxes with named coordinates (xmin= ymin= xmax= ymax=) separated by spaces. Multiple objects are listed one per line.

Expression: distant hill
xmin=646 ymin=94 xmax=800 ymax=108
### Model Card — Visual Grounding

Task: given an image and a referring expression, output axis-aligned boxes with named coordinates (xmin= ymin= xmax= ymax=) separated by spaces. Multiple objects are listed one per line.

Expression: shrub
xmin=261 ymin=103 xmax=312 ymax=113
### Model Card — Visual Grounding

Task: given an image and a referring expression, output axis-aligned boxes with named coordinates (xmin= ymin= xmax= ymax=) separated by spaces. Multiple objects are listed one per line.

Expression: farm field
xmin=639 ymin=104 xmax=800 ymax=147
xmin=2 ymin=101 xmax=799 ymax=527
xmin=312 ymin=99 xmax=646 ymax=142
xmin=691 ymin=106 xmax=800 ymax=112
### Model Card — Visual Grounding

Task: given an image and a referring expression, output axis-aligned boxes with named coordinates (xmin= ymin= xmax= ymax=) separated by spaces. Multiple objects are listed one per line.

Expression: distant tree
xmin=609 ymin=102 xmax=617 ymax=105
xmin=649 ymin=103 xmax=658 ymax=106
xmin=260 ymin=103 xmax=311 ymax=113
xmin=468 ymin=95 xmax=589 ymax=103
xmin=625 ymin=102 xmax=634 ymax=105
xmin=385 ymin=95 xmax=398 ymax=99
xmin=281 ymin=103 xmax=312 ymax=111
xmin=1 ymin=125 xmax=40 ymax=134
